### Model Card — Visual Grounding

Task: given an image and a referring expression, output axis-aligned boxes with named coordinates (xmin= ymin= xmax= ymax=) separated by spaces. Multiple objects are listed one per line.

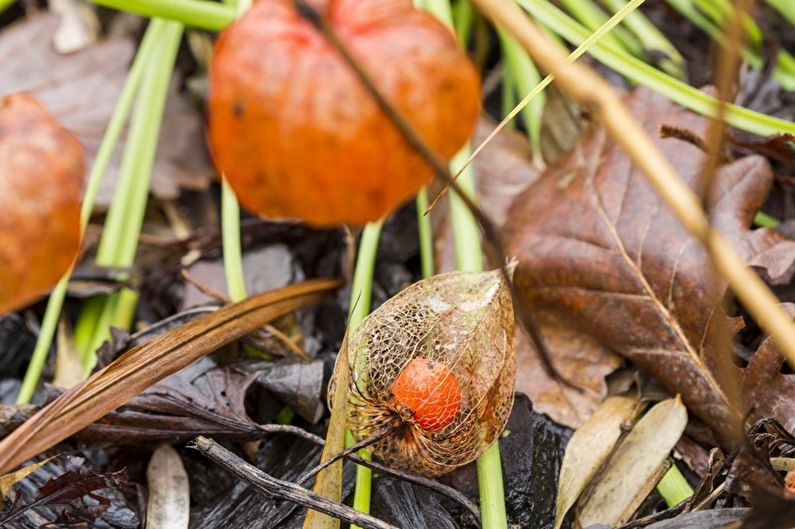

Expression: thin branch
xmin=190 ymin=436 xmax=398 ymax=529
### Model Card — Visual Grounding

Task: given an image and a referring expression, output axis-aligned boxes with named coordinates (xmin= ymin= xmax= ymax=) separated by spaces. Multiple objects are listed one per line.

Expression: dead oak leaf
xmin=503 ymin=87 xmax=795 ymax=440
xmin=0 ymin=14 xmax=212 ymax=207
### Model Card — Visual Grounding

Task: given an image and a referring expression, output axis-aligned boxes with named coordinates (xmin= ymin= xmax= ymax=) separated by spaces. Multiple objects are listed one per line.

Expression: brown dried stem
xmin=468 ymin=0 xmax=795 ymax=376
xmin=191 ymin=436 xmax=398 ymax=529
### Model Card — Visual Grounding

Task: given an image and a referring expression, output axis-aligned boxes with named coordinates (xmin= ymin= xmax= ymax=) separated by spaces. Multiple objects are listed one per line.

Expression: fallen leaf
xmin=0 ymin=93 xmax=84 ymax=315
xmin=0 ymin=278 xmax=339 ymax=474
xmin=554 ymin=395 xmax=642 ymax=529
xmin=434 ymin=118 xmax=620 ymax=428
xmin=146 ymin=444 xmax=189 ymax=529
xmin=577 ymin=397 xmax=689 ymax=528
xmin=0 ymin=459 xmax=129 ymax=527
xmin=645 ymin=508 xmax=748 ymax=529
xmin=504 ymin=87 xmax=795 ymax=441
xmin=0 ymin=14 xmax=212 ymax=207
xmin=0 ymin=457 xmax=55 ymax=498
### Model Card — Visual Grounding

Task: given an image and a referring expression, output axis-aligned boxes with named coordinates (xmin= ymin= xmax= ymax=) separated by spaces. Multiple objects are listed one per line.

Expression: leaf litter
xmin=1 ymin=4 xmax=795 ymax=529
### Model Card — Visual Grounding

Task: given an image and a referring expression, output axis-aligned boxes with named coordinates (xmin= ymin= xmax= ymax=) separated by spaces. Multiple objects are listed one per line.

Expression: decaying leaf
xmin=0 ymin=456 xmax=55 ymax=499
xmin=0 ymin=14 xmax=212 ymax=206
xmin=434 ymin=119 xmax=620 ymax=428
xmin=554 ymin=395 xmax=642 ymax=529
xmin=577 ymin=397 xmax=688 ymax=528
xmin=146 ymin=444 xmax=190 ymax=529
xmin=0 ymin=93 xmax=84 ymax=315
xmin=504 ymin=87 xmax=795 ymax=440
xmin=646 ymin=508 xmax=748 ymax=529
xmin=331 ymin=269 xmax=515 ymax=476
xmin=0 ymin=458 xmax=129 ymax=527
xmin=0 ymin=278 xmax=338 ymax=474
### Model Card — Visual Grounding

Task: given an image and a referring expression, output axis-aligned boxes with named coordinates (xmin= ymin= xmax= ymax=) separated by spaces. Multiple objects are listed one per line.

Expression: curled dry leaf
xmin=0 ymin=93 xmax=84 ymax=314
xmin=504 ymin=87 xmax=795 ymax=441
xmin=554 ymin=395 xmax=641 ymax=529
xmin=330 ymin=269 xmax=515 ymax=476
xmin=577 ymin=397 xmax=689 ymax=528
xmin=146 ymin=444 xmax=190 ymax=529
xmin=208 ymin=0 xmax=480 ymax=226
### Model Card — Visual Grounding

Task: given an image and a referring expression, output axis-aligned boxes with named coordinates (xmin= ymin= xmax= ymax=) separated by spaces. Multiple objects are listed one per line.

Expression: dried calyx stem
xmin=468 ymin=0 xmax=795 ymax=374
xmin=293 ymin=0 xmax=575 ymax=388
xmin=191 ymin=436 xmax=398 ymax=529
xmin=296 ymin=425 xmax=395 ymax=486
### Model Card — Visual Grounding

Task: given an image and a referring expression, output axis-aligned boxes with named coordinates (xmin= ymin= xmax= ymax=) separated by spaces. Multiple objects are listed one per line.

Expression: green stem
xmin=86 ymin=0 xmax=234 ymax=30
xmin=498 ymin=28 xmax=545 ymax=164
xmin=0 ymin=0 xmax=15 ymax=14
xmin=518 ymin=0 xmax=795 ymax=137
xmin=15 ymin=19 xmax=166 ymax=404
xmin=754 ymin=211 xmax=780 ymax=228
xmin=766 ymin=0 xmax=795 ymax=26
xmin=601 ymin=0 xmax=685 ymax=78
xmin=221 ymin=180 xmax=247 ymax=302
xmin=558 ymin=0 xmax=644 ymax=57
xmin=75 ymin=20 xmax=184 ymax=373
xmin=346 ymin=221 xmax=384 ymax=529
xmin=416 ymin=188 xmax=436 ymax=279
xmin=657 ymin=464 xmax=694 ymax=506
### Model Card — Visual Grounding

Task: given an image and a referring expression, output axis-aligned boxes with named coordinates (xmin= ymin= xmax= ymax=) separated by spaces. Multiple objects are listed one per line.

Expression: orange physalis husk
xmin=207 ymin=0 xmax=481 ymax=227
xmin=330 ymin=268 xmax=516 ymax=476
xmin=0 ymin=93 xmax=84 ymax=315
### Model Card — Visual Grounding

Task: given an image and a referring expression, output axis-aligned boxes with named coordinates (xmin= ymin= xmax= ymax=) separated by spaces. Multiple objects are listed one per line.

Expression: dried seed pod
xmin=208 ymin=0 xmax=481 ymax=227
xmin=0 ymin=93 xmax=84 ymax=314
xmin=330 ymin=269 xmax=516 ymax=476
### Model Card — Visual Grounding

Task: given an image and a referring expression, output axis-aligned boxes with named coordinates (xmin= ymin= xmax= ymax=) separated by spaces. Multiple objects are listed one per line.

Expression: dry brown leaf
xmin=0 ymin=93 xmax=84 ymax=314
xmin=577 ymin=397 xmax=688 ymax=528
xmin=504 ymin=87 xmax=795 ymax=440
xmin=53 ymin=317 xmax=86 ymax=389
xmin=0 ymin=456 xmax=55 ymax=498
xmin=433 ymin=118 xmax=619 ymax=428
xmin=0 ymin=14 xmax=212 ymax=206
xmin=0 ymin=278 xmax=339 ymax=474
xmin=553 ymin=395 xmax=642 ymax=529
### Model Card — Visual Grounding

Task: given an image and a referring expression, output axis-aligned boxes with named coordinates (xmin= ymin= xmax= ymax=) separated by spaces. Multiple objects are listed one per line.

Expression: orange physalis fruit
xmin=331 ymin=269 xmax=515 ymax=476
xmin=390 ymin=358 xmax=462 ymax=431
xmin=0 ymin=93 xmax=84 ymax=315
xmin=208 ymin=0 xmax=481 ymax=227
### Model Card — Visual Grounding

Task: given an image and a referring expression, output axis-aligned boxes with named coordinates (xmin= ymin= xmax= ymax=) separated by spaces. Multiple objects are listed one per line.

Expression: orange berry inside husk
xmin=390 ymin=358 xmax=462 ymax=431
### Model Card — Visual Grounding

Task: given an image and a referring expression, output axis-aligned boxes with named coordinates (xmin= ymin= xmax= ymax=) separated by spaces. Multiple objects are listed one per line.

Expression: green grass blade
xmin=559 ymin=0 xmax=644 ymax=57
xmin=601 ymin=0 xmax=685 ymax=78
xmin=518 ymin=0 xmax=795 ymax=136
xmin=75 ymin=19 xmax=184 ymax=373
xmin=416 ymin=188 xmax=436 ymax=279
xmin=86 ymin=0 xmax=234 ymax=30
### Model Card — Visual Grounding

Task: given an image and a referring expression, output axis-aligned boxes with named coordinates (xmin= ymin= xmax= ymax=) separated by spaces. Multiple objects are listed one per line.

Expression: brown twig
xmin=190 ymin=436 xmax=399 ymax=529
xmin=257 ymin=423 xmax=481 ymax=521
xmin=292 ymin=0 xmax=575 ymax=390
